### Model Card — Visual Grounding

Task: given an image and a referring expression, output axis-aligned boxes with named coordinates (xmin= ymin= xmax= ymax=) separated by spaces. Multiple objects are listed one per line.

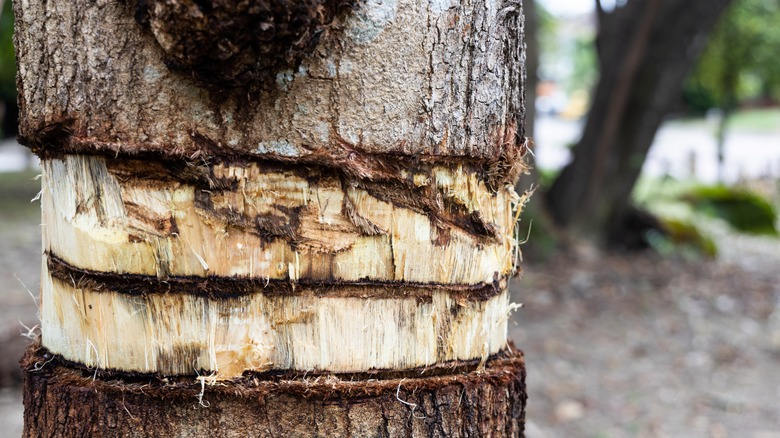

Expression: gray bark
xmin=15 ymin=0 xmax=525 ymax=161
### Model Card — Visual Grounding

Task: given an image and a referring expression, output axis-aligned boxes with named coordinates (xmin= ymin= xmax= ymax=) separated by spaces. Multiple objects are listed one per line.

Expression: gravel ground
xmin=0 ymin=170 xmax=40 ymax=437
xmin=513 ymin=232 xmax=780 ymax=437
xmin=0 ymin=169 xmax=778 ymax=436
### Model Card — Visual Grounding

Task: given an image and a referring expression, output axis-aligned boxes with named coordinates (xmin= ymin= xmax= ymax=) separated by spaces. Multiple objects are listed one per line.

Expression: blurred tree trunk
xmin=16 ymin=0 xmax=529 ymax=436
xmin=515 ymin=0 xmax=560 ymax=260
xmin=545 ymin=0 xmax=732 ymax=246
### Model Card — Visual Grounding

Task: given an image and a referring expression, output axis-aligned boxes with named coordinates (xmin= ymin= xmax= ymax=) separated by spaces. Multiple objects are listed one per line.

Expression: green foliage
xmin=646 ymin=218 xmax=718 ymax=258
xmin=536 ymin=2 xmax=558 ymax=60
xmin=536 ymin=2 xmax=597 ymax=94
xmin=0 ymin=0 xmax=15 ymax=100
xmin=536 ymin=167 xmax=560 ymax=189
xmin=681 ymin=82 xmax=719 ymax=115
xmin=685 ymin=0 xmax=780 ymax=111
xmin=683 ymin=185 xmax=778 ymax=235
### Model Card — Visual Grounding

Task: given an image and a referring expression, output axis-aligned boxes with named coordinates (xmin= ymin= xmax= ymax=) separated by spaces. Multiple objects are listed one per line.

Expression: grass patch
xmin=666 ymin=107 xmax=780 ymax=134
xmin=683 ymin=185 xmax=778 ymax=236
xmin=727 ymin=108 xmax=780 ymax=134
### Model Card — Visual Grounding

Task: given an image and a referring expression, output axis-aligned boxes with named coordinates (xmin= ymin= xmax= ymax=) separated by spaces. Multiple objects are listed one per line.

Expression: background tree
xmin=544 ymin=0 xmax=733 ymax=247
xmin=0 ymin=0 xmax=17 ymax=138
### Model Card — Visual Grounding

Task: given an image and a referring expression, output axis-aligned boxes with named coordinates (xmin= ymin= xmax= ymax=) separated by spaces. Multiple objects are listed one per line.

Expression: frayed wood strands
xmin=37 ymin=152 xmax=527 ymax=379
xmin=41 ymin=262 xmax=512 ymax=377
xmin=42 ymin=155 xmax=523 ymax=284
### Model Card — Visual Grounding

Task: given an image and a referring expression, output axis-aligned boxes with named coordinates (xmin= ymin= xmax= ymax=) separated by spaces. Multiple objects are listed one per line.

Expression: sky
xmin=537 ymin=0 xmax=606 ymax=16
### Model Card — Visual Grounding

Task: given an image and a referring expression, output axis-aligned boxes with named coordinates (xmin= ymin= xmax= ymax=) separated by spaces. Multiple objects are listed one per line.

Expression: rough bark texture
xmin=16 ymin=0 xmax=528 ymax=434
xmin=22 ymin=344 xmax=527 ymax=438
xmin=15 ymin=0 xmax=525 ymax=161
xmin=545 ymin=0 xmax=732 ymax=246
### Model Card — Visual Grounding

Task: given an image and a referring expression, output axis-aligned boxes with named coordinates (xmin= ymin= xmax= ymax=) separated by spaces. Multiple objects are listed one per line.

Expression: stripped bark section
xmin=22 ymin=344 xmax=526 ymax=438
xmin=41 ymin=262 xmax=512 ymax=377
xmin=42 ymin=155 xmax=524 ymax=284
xmin=46 ymin=254 xmax=505 ymax=301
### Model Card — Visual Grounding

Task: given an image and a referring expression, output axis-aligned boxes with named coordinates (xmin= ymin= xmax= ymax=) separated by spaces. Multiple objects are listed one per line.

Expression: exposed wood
xmin=39 ymin=153 xmax=525 ymax=377
xmin=22 ymin=344 xmax=527 ymax=438
xmin=41 ymin=262 xmax=512 ymax=377
xmin=41 ymin=155 xmax=524 ymax=284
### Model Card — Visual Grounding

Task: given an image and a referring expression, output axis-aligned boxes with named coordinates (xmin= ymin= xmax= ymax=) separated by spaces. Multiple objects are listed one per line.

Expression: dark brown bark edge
xmin=22 ymin=344 xmax=526 ymax=438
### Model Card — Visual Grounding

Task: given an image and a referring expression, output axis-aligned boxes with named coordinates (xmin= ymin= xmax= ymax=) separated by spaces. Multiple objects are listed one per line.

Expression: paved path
xmin=0 ymin=140 xmax=38 ymax=173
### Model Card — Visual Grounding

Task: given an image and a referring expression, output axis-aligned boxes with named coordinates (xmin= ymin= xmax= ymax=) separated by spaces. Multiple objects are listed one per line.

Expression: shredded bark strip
xmin=47 ymin=253 xmax=506 ymax=301
xmin=28 ymin=130 xmax=528 ymax=193
xmin=41 ymin=263 xmax=514 ymax=376
xmin=23 ymin=342 xmax=525 ymax=385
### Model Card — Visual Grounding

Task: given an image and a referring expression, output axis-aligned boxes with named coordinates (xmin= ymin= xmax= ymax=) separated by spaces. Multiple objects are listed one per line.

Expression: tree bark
xmin=22 ymin=345 xmax=526 ymax=438
xmin=15 ymin=0 xmax=528 ymax=435
xmin=545 ymin=0 xmax=732 ymax=246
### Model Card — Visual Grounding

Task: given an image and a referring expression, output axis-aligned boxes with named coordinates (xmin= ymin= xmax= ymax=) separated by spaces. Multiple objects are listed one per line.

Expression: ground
xmin=514 ymin=235 xmax=780 ymax=437
xmin=1 ymin=167 xmax=779 ymax=437
xmin=0 ymin=168 xmax=40 ymax=436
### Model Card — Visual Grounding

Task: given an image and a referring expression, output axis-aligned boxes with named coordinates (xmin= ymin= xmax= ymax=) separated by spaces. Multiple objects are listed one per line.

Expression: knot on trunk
xmin=133 ymin=0 xmax=353 ymax=87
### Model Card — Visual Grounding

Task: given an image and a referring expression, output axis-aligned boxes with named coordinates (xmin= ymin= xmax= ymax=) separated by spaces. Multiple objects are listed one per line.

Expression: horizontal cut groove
xmin=28 ymin=132 xmax=528 ymax=191
xmin=23 ymin=343 xmax=525 ymax=398
xmin=47 ymin=253 xmax=505 ymax=301
xmin=27 ymin=343 xmax=523 ymax=385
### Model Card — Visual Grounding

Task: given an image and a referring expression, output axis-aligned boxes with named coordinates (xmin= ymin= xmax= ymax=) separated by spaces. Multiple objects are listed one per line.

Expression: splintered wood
xmin=42 ymin=155 xmax=520 ymax=284
xmin=41 ymin=155 xmax=525 ymax=377
xmin=42 ymin=265 xmax=510 ymax=376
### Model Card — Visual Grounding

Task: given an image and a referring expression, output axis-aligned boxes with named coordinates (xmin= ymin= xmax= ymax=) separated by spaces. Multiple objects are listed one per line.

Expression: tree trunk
xmin=22 ymin=345 xmax=526 ymax=438
xmin=545 ymin=0 xmax=732 ymax=246
xmin=15 ymin=0 xmax=529 ymax=435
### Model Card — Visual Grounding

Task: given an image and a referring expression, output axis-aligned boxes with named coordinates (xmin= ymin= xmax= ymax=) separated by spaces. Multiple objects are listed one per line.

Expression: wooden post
xmin=15 ymin=0 xmax=529 ymax=435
